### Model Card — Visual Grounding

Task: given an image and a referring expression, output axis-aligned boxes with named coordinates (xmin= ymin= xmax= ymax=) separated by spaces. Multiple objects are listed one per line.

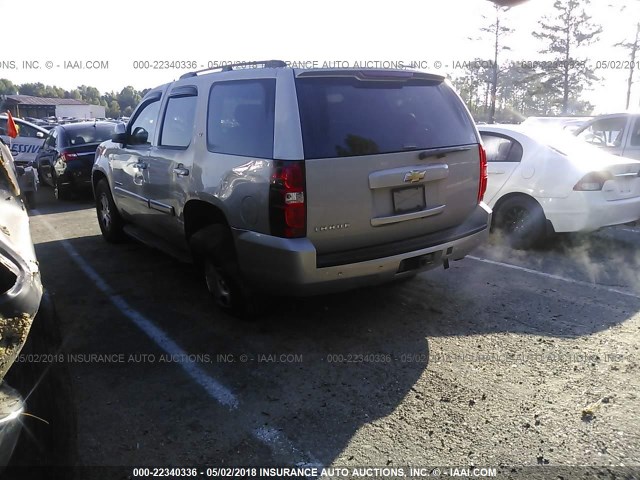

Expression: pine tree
xmin=533 ymin=0 xmax=601 ymax=114
xmin=480 ymin=4 xmax=513 ymax=123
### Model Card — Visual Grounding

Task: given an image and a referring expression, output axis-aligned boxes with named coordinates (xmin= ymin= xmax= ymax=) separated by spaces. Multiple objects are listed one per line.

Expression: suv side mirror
xmin=130 ymin=127 xmax=149 ymax=145
xmin=111 ymin=122 xmax=128 ymax=144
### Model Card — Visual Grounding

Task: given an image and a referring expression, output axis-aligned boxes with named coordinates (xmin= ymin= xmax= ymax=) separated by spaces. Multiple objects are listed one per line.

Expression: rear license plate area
xmin=392 ymin=185 xmax=425 ymax=214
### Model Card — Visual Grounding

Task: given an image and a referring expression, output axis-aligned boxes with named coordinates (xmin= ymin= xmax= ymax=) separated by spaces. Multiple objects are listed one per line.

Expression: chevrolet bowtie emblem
xmin=404 ymin=170 xmax=427 ymax=183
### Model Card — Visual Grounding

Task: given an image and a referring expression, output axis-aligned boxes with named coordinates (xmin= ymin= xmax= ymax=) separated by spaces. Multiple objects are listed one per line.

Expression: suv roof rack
xmin=179 ymin=60 xmax=287 ymax=79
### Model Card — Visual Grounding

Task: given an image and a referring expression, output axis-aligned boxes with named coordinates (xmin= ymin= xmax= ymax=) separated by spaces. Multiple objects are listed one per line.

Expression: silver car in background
xmin=574 ymin=113 xmax=640 ymax=160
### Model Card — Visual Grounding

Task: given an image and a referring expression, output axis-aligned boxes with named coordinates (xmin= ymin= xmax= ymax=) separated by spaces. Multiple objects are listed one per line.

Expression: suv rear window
xmin=296 ymin=77 xmax=477 ymax=159
xmin=207 ymin=79 xmax=276 ymax=159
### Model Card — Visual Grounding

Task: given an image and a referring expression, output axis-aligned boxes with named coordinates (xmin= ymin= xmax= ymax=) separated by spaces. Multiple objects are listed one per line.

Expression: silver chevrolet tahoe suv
xmin=92 ymin=60 xmax=491 ymax=315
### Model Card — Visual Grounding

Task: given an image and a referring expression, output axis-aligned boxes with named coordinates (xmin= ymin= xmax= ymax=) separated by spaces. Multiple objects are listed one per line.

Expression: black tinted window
xmin=480 ymin=133 xmax=523 ymax=162
xmin=64 ymin=124 xmax=115 ymax=145
xmin=296 ymin=77 xmax=477 ymax=159
xmin=207 ymin=80 xmax=275 ymax=158
xmin=160 ymin=95 xmax=197 ymax=148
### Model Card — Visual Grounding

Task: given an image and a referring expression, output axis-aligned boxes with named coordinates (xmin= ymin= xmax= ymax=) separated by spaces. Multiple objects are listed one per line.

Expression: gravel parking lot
xmin=26 ymin=188 xmax=640 ymax=479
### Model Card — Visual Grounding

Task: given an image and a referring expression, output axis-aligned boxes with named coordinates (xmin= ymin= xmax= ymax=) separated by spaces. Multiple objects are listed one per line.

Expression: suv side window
xmin=160 ymin=94 xmax=198 ymax=148
xmin=577 ymin=117 xmax=627 ymax=147
xmin=207 ymin=79 xmax=276 ymax=158
xmin=480 ymin=133 xmax=523 ymax=162
xmin=129 ymin=99 xmax=161 ymax=146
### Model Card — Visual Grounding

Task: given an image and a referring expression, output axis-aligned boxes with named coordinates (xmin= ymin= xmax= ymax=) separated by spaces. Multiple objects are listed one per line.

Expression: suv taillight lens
xmin=269 ymin=160 xmax=306 ymax=238
xmin=478 ymin=144 xmax=488 ymax=203
xmin=61 ymin=151 xmax=79 ymax=162
xmin=573 ymin=172 xmax=612 ymax=191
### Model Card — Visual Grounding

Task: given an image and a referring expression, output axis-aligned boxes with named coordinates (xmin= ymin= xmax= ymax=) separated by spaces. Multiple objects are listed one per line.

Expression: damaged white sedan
xmin=479 ymin=125 xmax=640 ymax=249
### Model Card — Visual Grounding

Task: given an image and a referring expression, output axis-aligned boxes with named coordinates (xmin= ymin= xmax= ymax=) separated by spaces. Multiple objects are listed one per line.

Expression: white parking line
xmin=34 ymin=212 xmax=321 ymax=468
xmin=468 ymin=255 xmax=640 ymax=301
xmin=36 ymin=213 xmax=239 ymax=409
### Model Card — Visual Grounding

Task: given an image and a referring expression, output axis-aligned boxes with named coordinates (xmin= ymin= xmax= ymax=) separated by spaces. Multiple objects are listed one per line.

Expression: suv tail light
xmin=269 ymin=160 xmax=306 ymax=238
xmin=61 ymin=151 xmax=79 ymax=162
xmin=573 ymin=172 xmax=612 ymax=191
xmin=478 ymin=144 xmax=488 ymax=203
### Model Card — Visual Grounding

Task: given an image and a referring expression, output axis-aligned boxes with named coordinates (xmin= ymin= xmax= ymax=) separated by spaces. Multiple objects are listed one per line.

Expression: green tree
xmin=609 ymin=1 xmax=640 ymax=109
xmin=43 ymin=85 xmax=65 ymax=98
xmin=18 ymin=83 xmax=46 ymax=96
xmin=0 ymin=79 xmax=17 ymax=95
xmin=77 ymin=85 xmax=102 ymax=105
xmin=533 ymin=0 xmax=602 ymax=114
xmin=66 ymin=89 xmax=82 ymax=100
xmin=479 ymin=4 xmax=513 ymax=123
xmin=616 ymin=23 xmax=640 ymax=109
xmin=117 ymin=86 xmax=142 ymax=113
xmin=451 ymin=59 xmax=493 ymax=122
xmin=107 ymin=100 xmax=121 ymax=119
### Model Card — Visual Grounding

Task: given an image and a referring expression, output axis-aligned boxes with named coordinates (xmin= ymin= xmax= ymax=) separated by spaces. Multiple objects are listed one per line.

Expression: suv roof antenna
xmin=179 ymin=60 xmax=287 ymax=79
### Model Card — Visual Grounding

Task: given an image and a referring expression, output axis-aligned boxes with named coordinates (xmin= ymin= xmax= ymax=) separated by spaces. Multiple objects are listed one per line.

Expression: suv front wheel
xmin=95 ymin=179 xmax=125 ymax=243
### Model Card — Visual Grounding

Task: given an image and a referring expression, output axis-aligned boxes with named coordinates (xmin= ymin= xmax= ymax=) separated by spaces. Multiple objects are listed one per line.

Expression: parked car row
xmin=0 ymin=115 xmax=116 ymax=205
xmin=36 ymin=122 xmax=115 ymax=200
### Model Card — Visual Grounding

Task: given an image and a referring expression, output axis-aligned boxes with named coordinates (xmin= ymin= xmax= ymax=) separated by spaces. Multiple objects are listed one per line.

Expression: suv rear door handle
xmin=173 ymin=164 xmax=189 ymax=177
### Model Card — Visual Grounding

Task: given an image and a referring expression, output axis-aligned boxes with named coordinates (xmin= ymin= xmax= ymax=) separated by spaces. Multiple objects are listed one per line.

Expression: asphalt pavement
xmin=26 ymin=187 xmax=640 ymax=479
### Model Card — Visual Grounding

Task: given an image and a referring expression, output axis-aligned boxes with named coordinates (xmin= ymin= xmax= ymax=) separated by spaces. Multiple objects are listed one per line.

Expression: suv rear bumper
xmin=235 ymin=204 xmax=491 ymax=295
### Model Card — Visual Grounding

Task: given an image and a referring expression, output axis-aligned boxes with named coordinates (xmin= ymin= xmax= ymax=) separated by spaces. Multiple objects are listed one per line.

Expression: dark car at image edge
xmin=36 ymin=122 xmax=114 ymax=200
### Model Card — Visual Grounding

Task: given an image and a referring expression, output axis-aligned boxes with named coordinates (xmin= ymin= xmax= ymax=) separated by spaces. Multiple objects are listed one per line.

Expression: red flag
xmin=6 ymin=111 xmax=18 ymax=138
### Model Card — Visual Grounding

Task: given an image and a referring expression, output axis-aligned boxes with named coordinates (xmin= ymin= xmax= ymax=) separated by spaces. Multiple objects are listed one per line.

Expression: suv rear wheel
xmin=190 ymin=225 xmax=260 ymax=318
xmin=95 ymin=179 xmax=125 ymax=243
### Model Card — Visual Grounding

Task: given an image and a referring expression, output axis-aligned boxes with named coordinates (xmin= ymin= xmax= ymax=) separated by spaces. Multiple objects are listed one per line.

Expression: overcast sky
xmin=2 ymin=0 xmax=638 ymax=113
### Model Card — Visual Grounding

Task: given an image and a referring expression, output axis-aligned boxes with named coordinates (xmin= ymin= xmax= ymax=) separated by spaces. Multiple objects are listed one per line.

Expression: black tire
xmin=95 ymin=179 xmax=125 ymax=243
xmin=493 ymin=196 xmax=547 ymax=250
xmin=5 ymin=293 xmax=76 ymax=478
xmin=190 ymin=225 xmax=261 ymax=318
xmin=53 ymin=177 xmax=72 ymax=201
